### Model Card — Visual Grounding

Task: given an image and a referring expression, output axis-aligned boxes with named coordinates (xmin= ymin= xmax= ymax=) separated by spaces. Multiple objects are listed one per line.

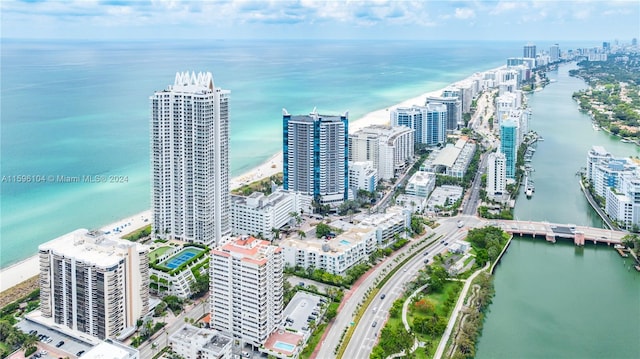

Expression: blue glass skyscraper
xmin=500 ymin=119 xmax=519 ymax=179
xmin=283 ymin=108 xmax=348 ymax=206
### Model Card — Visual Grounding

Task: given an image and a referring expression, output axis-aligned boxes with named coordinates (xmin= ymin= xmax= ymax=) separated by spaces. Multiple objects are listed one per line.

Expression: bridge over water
xmin=487 ymin=219 xmax=626 ymax=246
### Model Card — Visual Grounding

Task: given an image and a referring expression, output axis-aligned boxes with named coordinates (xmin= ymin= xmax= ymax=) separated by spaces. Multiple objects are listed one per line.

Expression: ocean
xmin=1 ymin=39 xmax=527 ymax=268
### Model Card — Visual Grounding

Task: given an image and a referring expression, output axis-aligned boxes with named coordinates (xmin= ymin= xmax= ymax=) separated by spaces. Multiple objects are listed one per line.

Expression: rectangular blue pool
xmin=274 ymin=341 xmax=295 ymax=352
xmin=339 ymin=239 xmax=351 ymax=246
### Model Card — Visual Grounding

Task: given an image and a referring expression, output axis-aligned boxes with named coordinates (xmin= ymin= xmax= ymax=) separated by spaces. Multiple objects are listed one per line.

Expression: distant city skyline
xmin=1 ymin=0 xmax=638 ymax=42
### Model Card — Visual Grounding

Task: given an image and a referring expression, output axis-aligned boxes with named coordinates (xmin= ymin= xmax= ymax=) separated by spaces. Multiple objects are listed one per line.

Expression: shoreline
xmin=0 ymin=66 xmax=503 ymax=294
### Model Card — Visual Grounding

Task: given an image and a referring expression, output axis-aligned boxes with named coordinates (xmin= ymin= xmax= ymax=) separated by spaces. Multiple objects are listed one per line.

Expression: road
xmin=313 ymin=226 xmax=437 ymax=359
xmin=462 ymin=151 xmax=488 ymax=216
xmin=325 ymin=216 xmax=485 ymax=359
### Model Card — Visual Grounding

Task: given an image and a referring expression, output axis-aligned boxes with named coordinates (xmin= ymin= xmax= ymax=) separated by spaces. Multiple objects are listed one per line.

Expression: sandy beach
xmin=0 ymin=68 xmax=497 ymax=294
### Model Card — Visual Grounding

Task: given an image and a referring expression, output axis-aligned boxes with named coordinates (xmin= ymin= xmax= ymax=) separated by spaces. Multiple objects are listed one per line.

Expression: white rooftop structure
xmin=169 ymin=324 xmax=232 ymax=359
xmin=81 ymin=341 xmax=138 ymax=359
xmin=426 ymin=185 xmax=464 ymax=214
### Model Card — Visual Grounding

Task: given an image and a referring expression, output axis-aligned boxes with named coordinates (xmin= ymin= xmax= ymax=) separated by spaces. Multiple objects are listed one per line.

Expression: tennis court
xmin=159 ymin=247 xmax=203 ymax=270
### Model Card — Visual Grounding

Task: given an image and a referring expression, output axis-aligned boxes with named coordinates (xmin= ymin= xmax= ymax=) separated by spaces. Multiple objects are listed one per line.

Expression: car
xmin=372 ymin=321 xmax=377 ymax=327
xmin=423 ymin=251 xmax=429 ymax=255
xmin=424 ymin=259 xmax=429 ymax=264
xmin=380 ymin=294 xmax=386 ymax=300
xmin=76 ymin=351 xmax=85 ymax=357
xmin=440 ymin=240 xmax=445 ymax=244
xmin=372 ymin=307 xmax=377 ymax=312
xmin=40 ymin=351 xmax=47 ymax=356
xmin=45 ymin=338 xmax=53 ymax=343
xmin=444 ymin=242 xmax=449 ymax=246
xmin=56 ymin=341 xmax=64 ymax=348
xmin=298 ymin=282 xmax=305 ymax=287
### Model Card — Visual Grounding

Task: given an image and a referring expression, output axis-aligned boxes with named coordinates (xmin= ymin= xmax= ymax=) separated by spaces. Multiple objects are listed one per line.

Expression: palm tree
xmin=22 ymin=333 xmax=37 ymax=354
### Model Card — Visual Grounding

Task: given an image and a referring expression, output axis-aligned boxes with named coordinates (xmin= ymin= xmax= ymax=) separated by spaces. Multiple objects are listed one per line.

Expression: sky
xmin=1 ymin=0 xmax=639 ymax=42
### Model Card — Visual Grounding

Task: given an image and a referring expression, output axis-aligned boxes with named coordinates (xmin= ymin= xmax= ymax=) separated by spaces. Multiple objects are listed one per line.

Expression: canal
xmin=475 ymin=64 xmax=640 ymax=359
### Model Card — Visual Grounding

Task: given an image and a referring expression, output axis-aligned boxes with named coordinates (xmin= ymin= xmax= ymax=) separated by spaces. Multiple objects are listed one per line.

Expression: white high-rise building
xmin=38 ymin=230 xmax=149 ymax=339
xmin=391 ymin=105 xmax=446 ymax=147
xmin=210 ymin=236 xmax=284 ymax=347
xmin=349 ymin=125 xmax=414 ymax=180
xmin=151 ymin=72 xmax=231 ymax=245
xmin=487 ymin=151 xmax=507 ymax=200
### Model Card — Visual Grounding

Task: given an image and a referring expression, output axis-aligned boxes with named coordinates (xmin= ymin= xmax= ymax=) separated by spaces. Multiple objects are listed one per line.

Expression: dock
xmin=616 ymin=247 xmax=629 ymax=257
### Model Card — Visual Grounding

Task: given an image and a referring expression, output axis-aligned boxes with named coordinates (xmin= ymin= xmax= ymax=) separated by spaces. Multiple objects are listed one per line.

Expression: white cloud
xmin=454 ymin=7 xmax=475 ymax=19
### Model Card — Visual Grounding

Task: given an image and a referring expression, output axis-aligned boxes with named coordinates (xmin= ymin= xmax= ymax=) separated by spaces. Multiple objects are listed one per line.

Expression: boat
xmin=526 ymin=187 xmax=533 ymax=198
xmin=621 ymin=139 xmax=632 ymax=143
xmin=592 ymin=123 xmax=600 ymax=131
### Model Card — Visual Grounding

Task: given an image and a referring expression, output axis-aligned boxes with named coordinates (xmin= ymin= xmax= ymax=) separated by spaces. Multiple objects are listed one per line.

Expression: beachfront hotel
xmin=391 ymin=104 xmax=447 ymax=147
xmin=425 ymin=95 xmax=462 ymax=132
xmin=348 ymin=125 xmax=414 ymax=180
xmin=38 ymin=229 xmax=149 ymax=339
xmin=151 ymin=71 xmax=231 ymax=245
xmin=282 ymin=108 xmax=348 ymax=207
xmin=210 ymin=236 xmax=284 ymax=347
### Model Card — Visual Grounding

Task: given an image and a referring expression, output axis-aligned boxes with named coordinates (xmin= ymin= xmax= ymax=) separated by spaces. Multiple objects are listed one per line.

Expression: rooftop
xmin=38 ymin=229 xmax=146 ymax=268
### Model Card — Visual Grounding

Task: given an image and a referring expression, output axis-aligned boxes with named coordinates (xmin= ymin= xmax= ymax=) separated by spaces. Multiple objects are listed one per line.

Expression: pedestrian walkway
xmin=433 ymin=263 xmax=489 ymax=359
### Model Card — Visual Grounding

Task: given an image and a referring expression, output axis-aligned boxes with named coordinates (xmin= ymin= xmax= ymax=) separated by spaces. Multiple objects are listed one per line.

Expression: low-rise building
xmin=355 ymin=206 xmax=411 ymax=248
xmin=82 ymin=341 xmax=139 ymax=359
xmin=231 ymin=190 xmax=312 ymax=240
xmin=348 ymin=161 xmax=378 ymax=198
xmin=280 ymin=226 xmax=376 ymax=275
xmin=169 ymin=324 xmax=232 ymax=359
xmin=395 ymin=193 xmax=428 ymax=213
xmin=405 ymin=171 xmax=436 ymax=198
xmin=421 ymin=138 xmax=476 ymax=179
xmin=426 ymin=185 xmax=464 ymax=214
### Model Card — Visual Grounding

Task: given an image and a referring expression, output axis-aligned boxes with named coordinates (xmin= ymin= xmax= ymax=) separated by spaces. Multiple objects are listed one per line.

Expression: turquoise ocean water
xmin=1 ymin=40 xmax=555 ymax=268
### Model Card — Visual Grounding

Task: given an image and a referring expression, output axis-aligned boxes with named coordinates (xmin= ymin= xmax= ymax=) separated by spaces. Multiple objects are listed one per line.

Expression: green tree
xmin=315 ymin=223 xmax=333 ymax=238
xmin=190 ymin=273 xmax=209 ymax=298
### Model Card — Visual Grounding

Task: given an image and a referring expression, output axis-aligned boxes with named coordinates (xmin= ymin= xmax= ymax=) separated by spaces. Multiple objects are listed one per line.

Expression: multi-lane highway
xmin=318 ymin=215 xmax=484 ymax=359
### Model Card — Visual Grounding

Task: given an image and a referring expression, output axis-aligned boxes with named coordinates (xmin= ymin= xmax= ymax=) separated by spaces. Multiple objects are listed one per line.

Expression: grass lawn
xmin=300 ymin=322 xmax=327 ymax=359
xmin=406 ymin=281 xmax=464 ymax=355
xmin=149 ymin=246 xmax=172 ymax=263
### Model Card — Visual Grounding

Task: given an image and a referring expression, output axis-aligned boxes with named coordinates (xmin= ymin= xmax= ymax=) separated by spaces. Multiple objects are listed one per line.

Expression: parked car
xmin=380 ymin=294 xmax=386 ymax=300
xmin=56 ymin=341 xmax=64 ymax=348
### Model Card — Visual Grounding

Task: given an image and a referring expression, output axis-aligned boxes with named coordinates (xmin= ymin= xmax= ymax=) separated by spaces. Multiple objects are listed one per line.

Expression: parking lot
xmin=282 ymin=292 xmax=327 ymax=332
xmin=15 ymin=319 xmax=94 ymax=359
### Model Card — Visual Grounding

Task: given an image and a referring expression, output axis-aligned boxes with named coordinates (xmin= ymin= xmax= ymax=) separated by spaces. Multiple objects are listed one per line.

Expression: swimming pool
xmin=339 ymin=239 xmax=351 ymax=246
xmin=159 ymin=247 xmax=203 ymax=270
xmin=273 ymin=341 xmax=295 ymax=352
